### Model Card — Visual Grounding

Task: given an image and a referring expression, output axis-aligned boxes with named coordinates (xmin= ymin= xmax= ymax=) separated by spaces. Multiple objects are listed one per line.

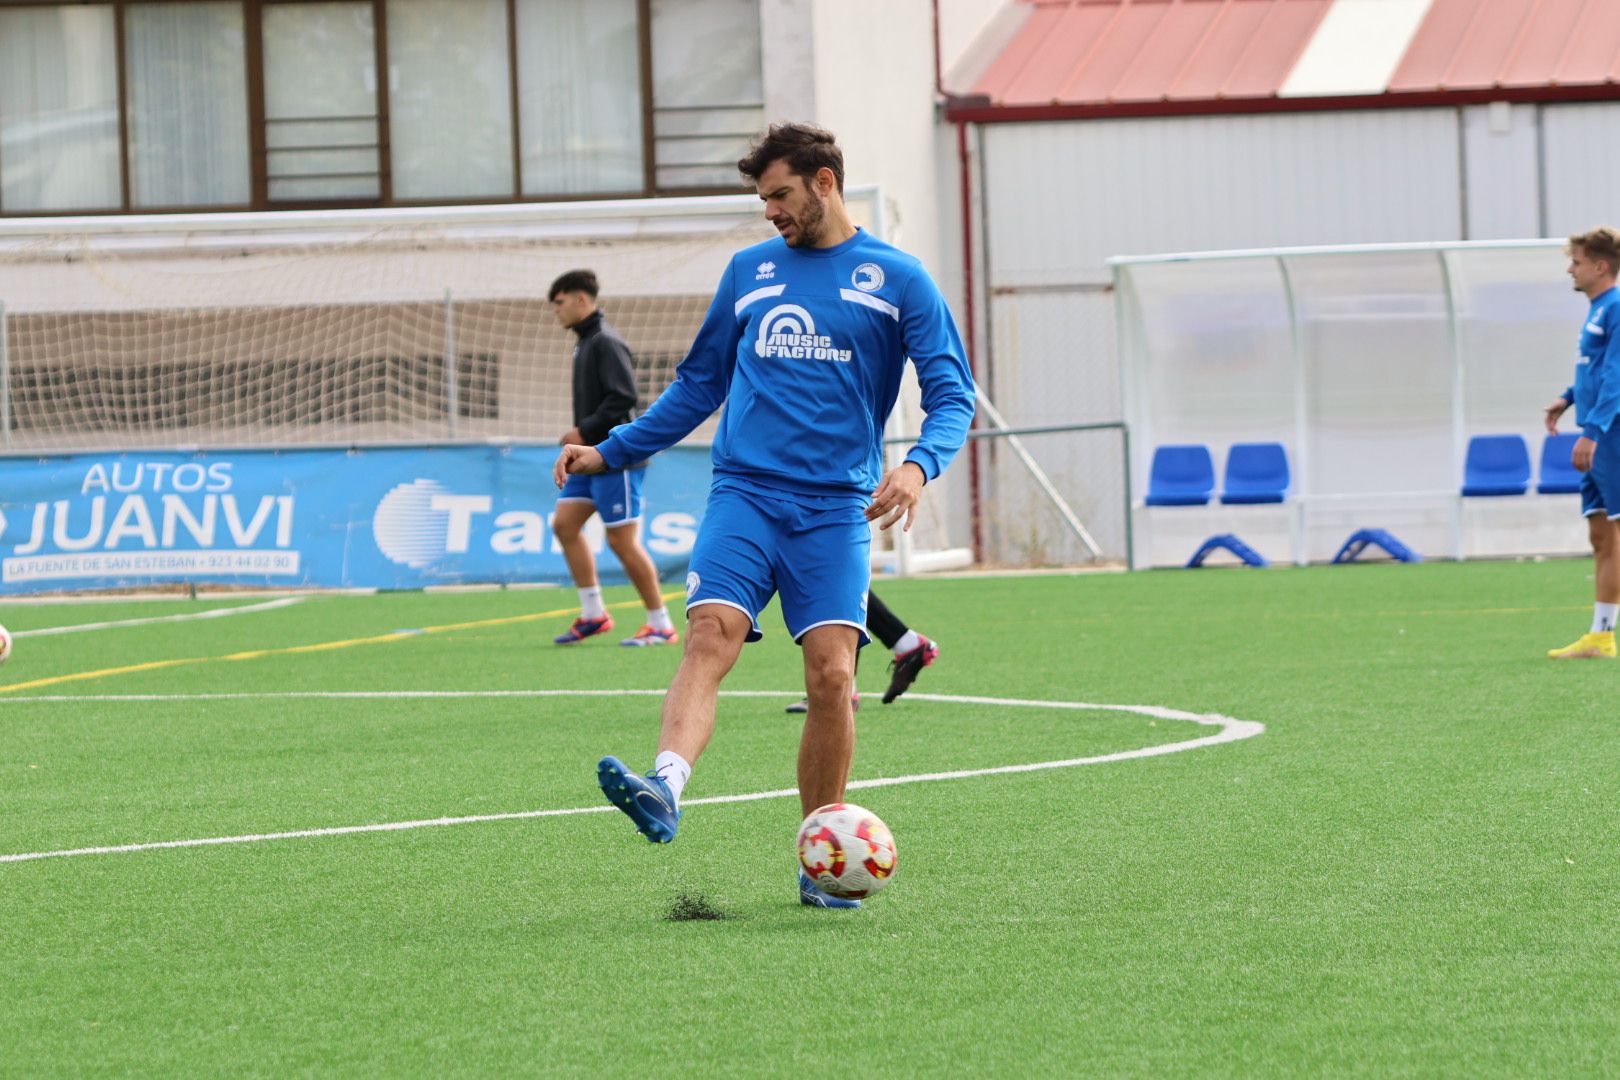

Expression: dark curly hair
xmin=737 ymin=123 xmax=844 ymax=194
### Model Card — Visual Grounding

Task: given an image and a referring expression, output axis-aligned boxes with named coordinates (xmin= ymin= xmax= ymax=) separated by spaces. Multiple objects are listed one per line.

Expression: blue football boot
xmin=597 ymin=756 xmax=680 ymax=843
xmin=799 ymin=870 xmax=862 ymax=909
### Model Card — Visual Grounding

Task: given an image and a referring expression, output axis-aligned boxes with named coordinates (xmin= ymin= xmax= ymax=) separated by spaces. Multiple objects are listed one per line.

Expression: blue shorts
xmin=1579 ymin=437 xmax=1620 ymax=518
xmin=685 ymin=476 xmax=871 ymax=645
xmin=557 ymin=468 xmax=644 ymax=528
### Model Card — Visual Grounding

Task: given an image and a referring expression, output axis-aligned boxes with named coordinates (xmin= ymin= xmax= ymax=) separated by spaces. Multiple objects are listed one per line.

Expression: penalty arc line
xmin=0 ymin=693 xmax=1263 ymax=865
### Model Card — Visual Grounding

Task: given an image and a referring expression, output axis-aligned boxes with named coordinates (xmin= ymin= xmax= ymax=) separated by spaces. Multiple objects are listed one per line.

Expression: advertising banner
xmin=0 ymin=445 xmax=712 ymax=595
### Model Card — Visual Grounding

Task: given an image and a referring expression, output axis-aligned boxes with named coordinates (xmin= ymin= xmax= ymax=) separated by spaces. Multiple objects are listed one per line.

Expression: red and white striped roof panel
xmin=962 ymin=0 xmax=1620 ymax=112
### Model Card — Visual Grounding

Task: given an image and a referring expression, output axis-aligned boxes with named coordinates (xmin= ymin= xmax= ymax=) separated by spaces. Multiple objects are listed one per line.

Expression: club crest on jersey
xmin=755 ymin=304 xmax=852 ymax=363
xmin=852 ymin=263 xmax=884 ymax=292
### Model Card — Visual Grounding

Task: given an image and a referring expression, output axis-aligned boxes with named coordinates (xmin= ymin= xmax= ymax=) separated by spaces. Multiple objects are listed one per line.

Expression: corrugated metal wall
xmin=970 ymin=100 xmax=1620 ymax=564
xmin=1542 ymin=103 xmax=1620 ymax=236
xmin=983 ymin=109 xmax=1464 ymax=288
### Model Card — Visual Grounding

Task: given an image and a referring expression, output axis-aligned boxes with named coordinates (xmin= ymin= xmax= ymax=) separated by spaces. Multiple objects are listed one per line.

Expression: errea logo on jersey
xmin=755 ymin=304 xmax=853 ymax=363
xmin=755 ymin=261 xmax=776 ymax=280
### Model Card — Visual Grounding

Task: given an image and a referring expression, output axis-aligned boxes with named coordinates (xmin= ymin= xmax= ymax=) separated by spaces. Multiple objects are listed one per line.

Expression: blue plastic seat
xmin=1461 ymin=434 xmax=1530 ymax=497
xmin=1144 ymin=444 xmax=1215 ymax=506
xmin=1537 ymin=432 xmax=1582 ymax=494
xmin=1220 ymin=442 xmax=1290 ymax=504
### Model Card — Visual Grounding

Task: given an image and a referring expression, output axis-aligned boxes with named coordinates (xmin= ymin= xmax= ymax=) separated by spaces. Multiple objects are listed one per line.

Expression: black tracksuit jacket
xmin=570 ymin=311 xmax=643 ymax=465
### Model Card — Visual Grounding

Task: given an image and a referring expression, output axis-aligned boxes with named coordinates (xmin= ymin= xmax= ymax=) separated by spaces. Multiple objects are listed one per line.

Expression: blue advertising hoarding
xmin=0 ymin=445 xmax=712 ymax=595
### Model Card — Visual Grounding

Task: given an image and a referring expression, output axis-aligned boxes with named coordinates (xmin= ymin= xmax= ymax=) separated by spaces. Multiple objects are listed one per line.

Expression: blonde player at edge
xmin=1546 ymin=226 xmax=1620 ymax=659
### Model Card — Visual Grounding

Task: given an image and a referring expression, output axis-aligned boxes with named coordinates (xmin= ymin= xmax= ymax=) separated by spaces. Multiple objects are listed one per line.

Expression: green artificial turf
xmin=2 ymin=561 xmax=1618 ymax=1076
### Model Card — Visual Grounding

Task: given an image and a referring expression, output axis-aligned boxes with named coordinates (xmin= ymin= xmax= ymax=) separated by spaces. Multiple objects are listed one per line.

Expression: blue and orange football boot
xmin=597 ymin=755 xmax=680 ymax=843
xmin=554 ymin=614 xmax=614 ymax=645
xmin=620 ymin=625 xmax=679 ymax=647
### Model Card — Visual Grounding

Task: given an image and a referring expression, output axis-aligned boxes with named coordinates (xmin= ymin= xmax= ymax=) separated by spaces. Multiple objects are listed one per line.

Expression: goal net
xmin=0 ymin=190 xmax=878 ymax=454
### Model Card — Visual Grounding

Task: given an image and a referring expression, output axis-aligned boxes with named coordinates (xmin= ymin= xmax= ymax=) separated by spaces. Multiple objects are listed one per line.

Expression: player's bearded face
xmin=758 ymin=160 xmax=831 ymax=248
xmin=782 ymin=183 xmax=827 ymax=248
xmin=763 ymin=176 xmax=826 ymax=248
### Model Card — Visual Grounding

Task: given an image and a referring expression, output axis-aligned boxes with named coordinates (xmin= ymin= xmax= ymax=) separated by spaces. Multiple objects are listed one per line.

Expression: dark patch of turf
xmin=665 ymin=892 xmax=727 ymax=921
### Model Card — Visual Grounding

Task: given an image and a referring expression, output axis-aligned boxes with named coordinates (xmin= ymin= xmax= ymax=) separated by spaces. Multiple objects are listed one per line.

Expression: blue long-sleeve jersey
xmin=1564 ymin=286 xmax=1620 ymax=440
xmin=594 ymin=228 xmax=976 ymax=497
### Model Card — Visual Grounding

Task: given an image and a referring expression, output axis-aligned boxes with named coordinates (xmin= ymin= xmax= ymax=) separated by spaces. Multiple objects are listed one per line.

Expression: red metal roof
xmin=1389 ymin=0 xmax=1620 ymax=92
xmin=957 ymin=0 xmax=1620 ymax=121
xmin=972 ymin=0 xmax=1332 ymax=108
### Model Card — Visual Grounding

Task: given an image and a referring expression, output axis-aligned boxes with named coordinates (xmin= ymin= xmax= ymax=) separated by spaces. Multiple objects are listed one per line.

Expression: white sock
xmin=647 ymin=606 xmax=675 ymax=632
xmin=1594 ymin=603 xmax=1618 ymax=634
xmin=653 ymin=750 xmax=692 ymax=805
xmin=893 ymin=629 xmax=922 ymax=657
xmin=578 ymin=585 xmax=606 ymax=620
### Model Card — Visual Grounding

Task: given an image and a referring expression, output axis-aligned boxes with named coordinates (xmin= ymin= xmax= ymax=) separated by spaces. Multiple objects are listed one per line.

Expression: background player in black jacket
xmin=548 ymin=270 xmax=678 ymax=646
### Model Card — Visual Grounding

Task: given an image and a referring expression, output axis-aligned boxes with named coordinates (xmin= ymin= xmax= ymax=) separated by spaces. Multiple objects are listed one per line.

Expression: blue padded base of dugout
xmin=1186 ymin=533 xmax=1269 ymax=568
xmin=1331 ymin=528 xmax=1422 ymax=564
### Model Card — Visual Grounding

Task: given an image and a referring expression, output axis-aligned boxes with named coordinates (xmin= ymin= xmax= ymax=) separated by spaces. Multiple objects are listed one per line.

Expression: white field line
xmin=0 ymin=692 xmax=1263 ymax=865
xmin=10 ymin=596 xmax=306 ymax=638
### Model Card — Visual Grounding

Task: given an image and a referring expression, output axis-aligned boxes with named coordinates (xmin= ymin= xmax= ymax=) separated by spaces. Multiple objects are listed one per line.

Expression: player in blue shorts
xmin=1545 ymin=227 xmax=1620 ymax=659
xmin=548 ymin=270 xmax=679 ymax=647
xmin=554 ymin=123 xmax=975 ymax=907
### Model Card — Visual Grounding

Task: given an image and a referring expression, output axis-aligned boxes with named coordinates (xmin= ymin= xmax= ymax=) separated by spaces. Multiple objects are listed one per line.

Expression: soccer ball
xmin=0 ymin=623 xmax=10 ymax=664
xmin=796 ymin=802 xmax=897 ymax=899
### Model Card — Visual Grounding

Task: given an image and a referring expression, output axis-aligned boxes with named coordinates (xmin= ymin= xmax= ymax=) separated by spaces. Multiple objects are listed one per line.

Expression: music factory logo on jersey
xmin=755 ymin=304 xmax=852 ymax=363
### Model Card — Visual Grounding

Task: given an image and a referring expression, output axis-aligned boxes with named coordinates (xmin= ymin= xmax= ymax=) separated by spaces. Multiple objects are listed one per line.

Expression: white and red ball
xmin=796 ymin=802 xmax=897 ymax=899
xmin=0 ymin=623 xmax=10 ymax=664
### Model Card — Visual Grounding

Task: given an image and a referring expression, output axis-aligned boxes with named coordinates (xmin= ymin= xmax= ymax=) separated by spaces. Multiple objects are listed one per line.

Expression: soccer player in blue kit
xmin=553 ymin=123 xmax=975 ymax=908
xmin=1545 ymin=226 xmax=1620 ymax=660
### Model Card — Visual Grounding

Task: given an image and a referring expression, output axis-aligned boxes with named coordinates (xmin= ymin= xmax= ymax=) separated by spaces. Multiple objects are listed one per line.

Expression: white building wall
xmin=759 ymin=0 xmax=818 ymax=124
xmin=936 ymin=0 xmax=1012 ymax=79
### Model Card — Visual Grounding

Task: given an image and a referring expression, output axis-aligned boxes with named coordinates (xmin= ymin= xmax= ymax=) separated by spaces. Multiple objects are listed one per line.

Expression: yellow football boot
xmin=1547 ymin=631 xmax=1617 ymax=659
